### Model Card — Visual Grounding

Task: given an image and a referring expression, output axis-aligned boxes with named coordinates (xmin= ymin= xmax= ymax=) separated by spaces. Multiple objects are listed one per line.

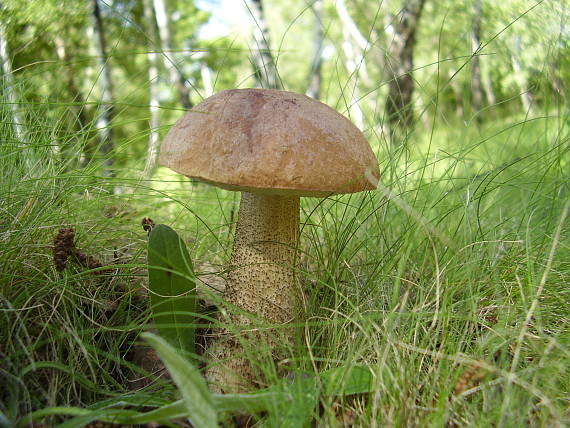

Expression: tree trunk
xmin=200 ymin=63 xmax=214 ymax=97
xmin=335 ymin=0 xmax=372 ymax=129
xmin=93 ymin=0 xmax=115 ymax=177
xmin=471 ymin=0 xmax=483 ymax=123
xmin=340 ymin=30 xmax=364 ymax=128
xmin=54 ymin=36 xmax=93 ymax=165
xmin=152 ymin=0 xmax=192 ymax=109
xmin=335 ymin=0 xmax=371 ymax=86
xmin=550 ymin=19 xmax=567 ymax=104
xmin=384 ymin=0 xmax=426 ymax=143
xmin=511 ymin=35 xmax=532 ymax=114
xmin=143 ymin=0 xmax=161 ymax=179
xmin=306 ymin=0 xmax=323 ymax=99
xmin=469 ymin=0 xmax=495 ymax=108
xmin=482 ymin=63 xmax=496 ymax=106
xmin=0 ymin=10 xmax=25 ymax=142
xmin=247 ymin=0 xmax=280 ymax=89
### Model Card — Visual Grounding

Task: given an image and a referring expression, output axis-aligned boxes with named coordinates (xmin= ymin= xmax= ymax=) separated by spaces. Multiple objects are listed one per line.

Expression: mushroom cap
xmin=159 ymin=88 xmax=379 ymax=196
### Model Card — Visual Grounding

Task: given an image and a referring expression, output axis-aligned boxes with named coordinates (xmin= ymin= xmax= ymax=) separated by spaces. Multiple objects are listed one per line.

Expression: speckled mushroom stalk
xmin=205 ymin=193 xmax=300 ymax=391
xmin=227 ymin=193 xmax=300 ymax=324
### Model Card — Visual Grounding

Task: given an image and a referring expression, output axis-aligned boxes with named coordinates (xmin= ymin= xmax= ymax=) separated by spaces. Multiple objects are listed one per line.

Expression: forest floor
xmin=1 ymin=111 xmax=569 ymax=426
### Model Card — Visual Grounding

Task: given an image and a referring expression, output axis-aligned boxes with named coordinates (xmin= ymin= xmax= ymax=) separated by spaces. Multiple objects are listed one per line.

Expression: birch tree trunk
xmin=482 ymin=64 xmax=496 ymax=107
xmin=93 ymin=0 xmax=115 ymax=177
xmin=81 ymin=22 xmax=102 ymax=167
xmin=248 ymin=0 xmax=280 ymax=89
xmin=511 ymin=35 xmax=532 ymax=114
xmin=0 ymin=9 xmax=25 ymax=142
xmin=200 ymin=63 xmax=214 ymax=97
xmin=54 ymin=36 xmax=89 ymax=139
xmin=471 ymin=0 xmax=483 ymax=123
xmin=143 ymin=0 xmax=161 ymax=179
xmin=384 ymin=0 xmax=426 ymax=143
xmin=550 ymin=18 xmax=567 ymax=104
xmin=335 ymin=0 xmax=371 ymax=85
xmin=52 ymin=35 xmax=94 ymax=163
xmin=469 ymin=0 xmax=495 ymax=108
xmin=340 ymin=28 xmax=364 ymax=129
xmin=335 ymin=0 xmax=372 ymax=129
xmin=306 ymin=0 xmax=323 ymax=99
xmin=152 ymin=0 xmax=192 ymax=109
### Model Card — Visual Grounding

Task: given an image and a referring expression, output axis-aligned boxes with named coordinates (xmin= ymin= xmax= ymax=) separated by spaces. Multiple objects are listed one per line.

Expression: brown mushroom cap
xmin=159 ymin=88 xmax=379 ymax=196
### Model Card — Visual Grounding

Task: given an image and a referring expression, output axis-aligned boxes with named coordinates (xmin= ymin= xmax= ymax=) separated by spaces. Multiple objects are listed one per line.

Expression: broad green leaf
xmin=87 ymin=394 xmax=171 ymax=409
xmin=142 ymin=332 xmax=217 ymax=428
xmin=21 ymin=407 xmax=138 ymax=428
xmin=55 ymin=409 xmax=139 ymax=428
xmin=147 ymin=224 xmax=197 ymax=354
xmin=20 ymin=404 xmax=185 ymax=428
xmin=213 ymin=391 xmax=289 ymax=414
xmin=320 ymin=365 xmax=374 ymax=396
xmin=265 ymin=374 xmax=319 ymax=428
xmin=125 ymin=400 xmax=187 ymax=424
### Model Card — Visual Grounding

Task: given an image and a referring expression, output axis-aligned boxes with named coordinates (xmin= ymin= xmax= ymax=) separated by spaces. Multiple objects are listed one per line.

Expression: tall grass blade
xmin=142 ymin=332 xmax=217 ymax=428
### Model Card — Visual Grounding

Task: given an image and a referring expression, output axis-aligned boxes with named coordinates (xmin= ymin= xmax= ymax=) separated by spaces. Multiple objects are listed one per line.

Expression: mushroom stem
xmin=227 ymin=192 xmax=300 ymax=324
xmin=206 ymin=192 xmax=301 ymax=392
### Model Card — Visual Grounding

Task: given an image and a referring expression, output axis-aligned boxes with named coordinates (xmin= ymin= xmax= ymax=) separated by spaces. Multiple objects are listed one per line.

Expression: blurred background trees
xmin=0 ymin=0 xmax=567 ymax=173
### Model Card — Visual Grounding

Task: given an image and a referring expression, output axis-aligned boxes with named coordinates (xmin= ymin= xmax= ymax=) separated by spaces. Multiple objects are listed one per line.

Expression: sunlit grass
xmin=1 ymin=38 xmax=569 ymax=428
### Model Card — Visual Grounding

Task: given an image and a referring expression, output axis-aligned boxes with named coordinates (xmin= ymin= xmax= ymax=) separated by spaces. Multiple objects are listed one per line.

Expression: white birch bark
xmin=471 ymin=0 xmax=484 ymax=121
xmin=247 ymin=0 xmax=280 ymax=89
xmin=54 ymin=37 xmax=90 ymax=135
xmin=152 ymin=0 xmax=192 ymax=109
xmin=0 ymin=11 xmax=25 ymax=142
xmin=193 ymin=51 xmax=214 ymax=97
xmin=200 ymin=63 xmax=214 ymax=97
xmin=143 ymin=0 xmax=161 ymax=179
xmin=306 ymin=0 xmax=323 ymax=100
xmin=341 ymin=29 xmax=364 ymax=129
xmin=335 ymin=0 xmax=371 ymax=129
xmin=511 ymin=35 xmax=532 ymax=114
xmin=92 ymin=0 xmax=115 ymax=177
xmin=482 ymin=63 xmax=496 ymax=107
xmin=335 ymin=0 xmax=371 ymax=84
xmin=383 ymin=0 xmax=426 ymax=142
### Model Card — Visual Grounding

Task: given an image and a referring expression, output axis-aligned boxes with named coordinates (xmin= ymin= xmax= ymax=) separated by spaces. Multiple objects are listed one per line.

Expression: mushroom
xmin=159 ymin=88 xmax=379 ymax=391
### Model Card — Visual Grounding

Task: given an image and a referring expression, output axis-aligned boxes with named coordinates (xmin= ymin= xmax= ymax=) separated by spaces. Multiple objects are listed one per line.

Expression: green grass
xmin=1 ymin=82 xmax=569 ymax=426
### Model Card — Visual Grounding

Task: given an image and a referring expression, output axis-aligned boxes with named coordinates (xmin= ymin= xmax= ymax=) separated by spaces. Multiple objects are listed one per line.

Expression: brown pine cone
xmin=53 ymin=227 xmax=75 ymax=271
